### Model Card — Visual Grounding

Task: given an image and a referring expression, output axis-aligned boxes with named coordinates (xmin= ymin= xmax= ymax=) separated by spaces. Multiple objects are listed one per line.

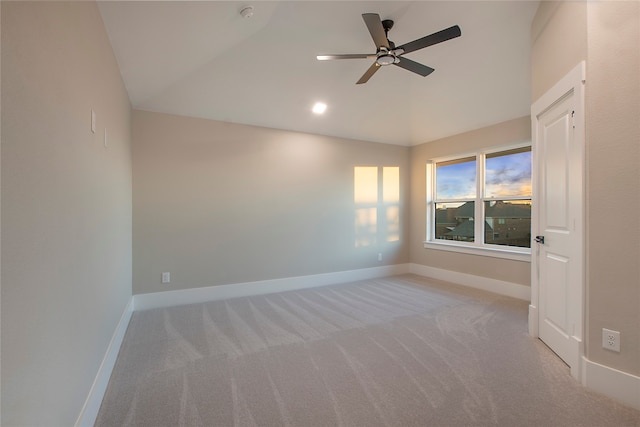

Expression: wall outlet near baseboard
xmin=161 ymin=272 xmax=170 ymax=284
xmin=602 ymin=328 xmax=620 ymax=352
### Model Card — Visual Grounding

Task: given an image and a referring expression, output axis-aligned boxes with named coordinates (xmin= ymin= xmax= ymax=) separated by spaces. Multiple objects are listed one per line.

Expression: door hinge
xmin=571 ymin=110 xmax=576 ymax=129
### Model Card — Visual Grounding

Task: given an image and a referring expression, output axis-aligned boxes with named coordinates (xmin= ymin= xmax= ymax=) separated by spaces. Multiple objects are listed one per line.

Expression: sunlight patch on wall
xmin=354 ymin=166 xmax=401 ymax=248
xmin=386 ymin=206 xmax=400 ymax=242
xmin=354 ymin=166 xmax=378 ymax=203
xmin=354 ymin=166 xmax=378 ymax=247
xmin=383 ymin=167 xmax=399 ymax=203
xmin=355 ymin=207 xmax=377 ymax=248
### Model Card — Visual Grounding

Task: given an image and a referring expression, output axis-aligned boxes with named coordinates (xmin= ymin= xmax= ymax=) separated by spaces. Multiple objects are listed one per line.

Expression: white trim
xmin=581 ymin=357 xmax=640 ymax=411
xmin=75 ymin=298 xmax=134 ymax=427
xmin=530 ymin=61 xmax=586 ymax=381
xmin=408 ymin=263 xmax=530 ymax=301
xmin=532 ymin=61 xmax=586 ymax=113
xmin=423 ymin=241 xmax=531 ymax=262
xmin=428 ymin=140 xmax=533 ymax=165
xmin=425 ymin=142 xmax=533 ymax=256
xmin=134 ymin=264 xmax=411 ymax=311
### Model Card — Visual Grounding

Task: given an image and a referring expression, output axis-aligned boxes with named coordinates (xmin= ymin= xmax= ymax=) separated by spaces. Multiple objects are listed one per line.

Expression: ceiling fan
xmin=317 ymin=13 xmax=461 ymax=84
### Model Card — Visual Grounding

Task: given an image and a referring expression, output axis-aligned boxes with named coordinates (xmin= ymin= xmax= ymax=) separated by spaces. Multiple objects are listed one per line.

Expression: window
xmin=426 ymin=144 xmax=531 ymax=257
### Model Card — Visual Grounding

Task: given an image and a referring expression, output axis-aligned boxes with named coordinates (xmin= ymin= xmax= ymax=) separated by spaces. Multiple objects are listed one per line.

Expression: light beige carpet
xmin=95 ymin=274 xmax=640 ymax=426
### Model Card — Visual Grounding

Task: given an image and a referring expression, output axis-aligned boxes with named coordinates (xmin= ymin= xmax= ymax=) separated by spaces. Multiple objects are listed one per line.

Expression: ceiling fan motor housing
xmin=376 ymin=19 xmax=399 ymax=66
xmin=376 ymin=47 xmax=396 ymax=66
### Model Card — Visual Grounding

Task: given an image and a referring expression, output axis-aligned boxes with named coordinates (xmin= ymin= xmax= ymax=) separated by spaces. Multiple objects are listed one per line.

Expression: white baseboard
xmin=76 ymin=266 xmax=640 ymax=421
xmin=408 ymin=263 xmax=531 ymax=301
xmin=134 ymin=264 xmax=411 ymax=311
xmin=75 ymin=298 xmax=134 ymax=427
xmin=581 ymin=357 xmax=640 ymax=411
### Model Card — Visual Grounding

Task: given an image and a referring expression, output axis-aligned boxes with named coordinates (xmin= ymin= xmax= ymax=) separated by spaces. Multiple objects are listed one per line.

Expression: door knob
xmin=535 ymin=236 xmax=545 ymax=244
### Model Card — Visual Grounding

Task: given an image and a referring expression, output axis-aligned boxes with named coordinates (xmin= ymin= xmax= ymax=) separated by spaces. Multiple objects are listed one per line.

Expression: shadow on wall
xmin=354 ymin=166 xmax=400 ymax=248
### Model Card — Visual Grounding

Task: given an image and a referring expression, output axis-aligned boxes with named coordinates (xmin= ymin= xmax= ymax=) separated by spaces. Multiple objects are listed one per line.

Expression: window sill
xmin=423 ymin=241 xmax=531 ymax=262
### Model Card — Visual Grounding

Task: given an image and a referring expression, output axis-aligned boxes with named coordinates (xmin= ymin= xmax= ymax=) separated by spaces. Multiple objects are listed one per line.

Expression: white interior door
xmin=530 ymin=63 xmax=585 ymax=378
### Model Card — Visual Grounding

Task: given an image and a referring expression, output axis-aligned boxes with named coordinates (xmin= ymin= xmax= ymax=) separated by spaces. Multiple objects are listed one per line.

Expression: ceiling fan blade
xmin=317 ymin=54 xmax=376 ymax=61
xmin=356 ymin=62 xmax=381 ymax=84
xmin=394 ymin=57 xmax=435 ymax=77
xmin=397 ymin=25 xmax=461 ymax=55
xmin=362 ymin=13 xmax=389 ymax=49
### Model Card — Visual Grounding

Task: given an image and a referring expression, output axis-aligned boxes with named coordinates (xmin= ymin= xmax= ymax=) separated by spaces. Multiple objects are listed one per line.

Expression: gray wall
xmin=531 ymin=1 xmax=587 ymax=102
xmin=1 ymin=2 xmax=132 ymax=425
xmin=409 ymin=116 xmax=532 ymax=286
xmin=532 ymin=1 xmax=639 ymax=376
xmin=584 ymin=1 xmax=639 ymax=377
xmin=133 ymin=110 xmax=410 ymax=295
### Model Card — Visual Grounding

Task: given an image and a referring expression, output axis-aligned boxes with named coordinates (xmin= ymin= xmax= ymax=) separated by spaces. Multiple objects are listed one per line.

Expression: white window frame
xmin=424 ymin=141 xmax=532 ymax=261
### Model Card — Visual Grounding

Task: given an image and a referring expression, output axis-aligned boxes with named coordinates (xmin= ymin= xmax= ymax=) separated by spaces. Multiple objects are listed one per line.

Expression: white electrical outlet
xmin=602 ymin=328 xmax=620 ymax=352
xmin=378 ymin=253 xmax=382 ymax=261
xmin=162 ymin=272 xmax=170 ymax=284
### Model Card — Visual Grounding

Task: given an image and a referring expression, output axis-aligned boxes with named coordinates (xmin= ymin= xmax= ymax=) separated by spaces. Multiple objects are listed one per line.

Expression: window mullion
xmin=426 ymin=163 xmax=434 ymax=241
xmin=475 ymin=153 xmax=484 ymax=245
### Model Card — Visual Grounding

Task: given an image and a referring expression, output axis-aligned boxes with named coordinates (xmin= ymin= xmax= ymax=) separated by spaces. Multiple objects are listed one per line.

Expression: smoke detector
xmin=240 ymin=6 xmax=254 ymax=18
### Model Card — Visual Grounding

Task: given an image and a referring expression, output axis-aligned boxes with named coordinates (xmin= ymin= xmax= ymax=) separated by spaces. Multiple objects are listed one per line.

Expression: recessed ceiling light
xmin=312 ymin=102 xmax=327 ymax=114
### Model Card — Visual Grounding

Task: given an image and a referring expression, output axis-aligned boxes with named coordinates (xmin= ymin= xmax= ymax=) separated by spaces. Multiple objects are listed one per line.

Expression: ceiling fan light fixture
xmin=376 ymin=54 xmax=395 ymax=66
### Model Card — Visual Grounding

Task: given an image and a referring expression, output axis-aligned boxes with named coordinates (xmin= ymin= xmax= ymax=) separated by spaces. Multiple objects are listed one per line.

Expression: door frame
xmin=529 ymin=61 xmax=586 ymax=380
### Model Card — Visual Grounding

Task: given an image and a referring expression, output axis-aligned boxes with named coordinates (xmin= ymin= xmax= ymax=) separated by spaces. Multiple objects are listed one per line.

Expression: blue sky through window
xmin=436 ymin=158 xmax=476 ymax=199
xmin=485 ymin=150 xmax=531 ymax=198
xmin=436 ymin=149 xmax=531 ymax=200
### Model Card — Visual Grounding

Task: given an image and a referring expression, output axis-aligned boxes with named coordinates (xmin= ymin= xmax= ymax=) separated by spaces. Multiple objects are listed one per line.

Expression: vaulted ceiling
xmin=98 ymin=1 xmax=539 ymax=146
